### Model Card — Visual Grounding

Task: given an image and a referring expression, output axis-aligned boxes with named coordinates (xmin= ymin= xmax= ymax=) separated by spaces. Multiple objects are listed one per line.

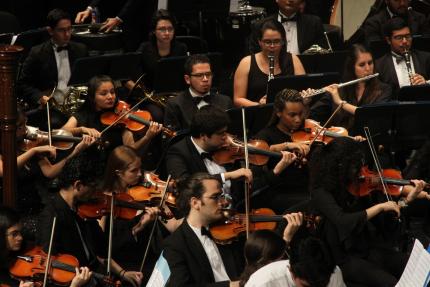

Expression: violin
xmin=21 ymin=126 xmax=83 ymax=151
xmin=291 ymin=119 xmax=349 ymax=145
xmin=9 ymin=246 xmax=119 ymax=286
xmin=212 ymin=135 xmax=283 ymax=166
xmin=349 ymin=166 xmax=430 ymax=197
xmin=100 ymin=101 xmax=176 ymax=138
xmin=77 ymin=192 xmax=173 ymax=221
xmin=127 ymin=172 xmax=177 ymax=207
xmin=209 ymin=208 xmax=321 ymax=244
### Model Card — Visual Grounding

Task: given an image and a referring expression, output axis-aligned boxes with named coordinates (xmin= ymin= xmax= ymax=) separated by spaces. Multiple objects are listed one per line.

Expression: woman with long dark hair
xmin=325 ymin=44 xmax=392 ymax=130
xmin=234 ymin=19 xmax=306 ymax=107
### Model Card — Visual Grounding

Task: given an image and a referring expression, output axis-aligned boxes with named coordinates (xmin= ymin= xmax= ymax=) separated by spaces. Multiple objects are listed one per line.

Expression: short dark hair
xmin=47 ymin=9 xmax=71 ymax=29
xmin=190 ymin=105 xmax=230 ymax=138
xmin=289 ymin=237 xmax=335 ymax=287
xmin=383 ymin=17 xmax=409 ymax=38
xmin=268 ymin=89 xmax=306 ymax=126
xmin=184 ymin=54 xmax=211 ymax=76
xmin=57 ymin=152 xmax=104 ymax=189
xmin=176 ymin=173 xmax=221 ymax=216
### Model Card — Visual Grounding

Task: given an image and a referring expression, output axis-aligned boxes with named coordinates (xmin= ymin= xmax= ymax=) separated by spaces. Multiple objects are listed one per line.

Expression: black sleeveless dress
xmin=246 ymin=53 xmax=295 ymax=103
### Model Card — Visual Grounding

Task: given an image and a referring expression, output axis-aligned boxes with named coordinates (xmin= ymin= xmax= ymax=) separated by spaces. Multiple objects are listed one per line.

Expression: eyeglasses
xmin=190 ymin=72 xmax=213 ymax=79
xmin=261 ymin=39 xmax=284 ymax=47
xmin=55 ymin=27 xmax=72 ymax=33
xmin=392 ymin=34 xmax=412 ymax=41
xmin=203 ymin=192 xmax=227 ymax=202
xmin=156 ymin=27 xmax=174 ymax=33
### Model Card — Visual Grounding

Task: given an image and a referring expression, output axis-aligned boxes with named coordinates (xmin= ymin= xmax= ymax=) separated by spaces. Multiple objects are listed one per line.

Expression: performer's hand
xmin=283 ymin=212 xmax=303 ymax=243
xmin=225 ymin=168 xmax=253 ymax=182
xmin=39 ymin=95 xmax=51 ymax=106
xmin=286 ymin=142 xmax=310 ymax=156
xmin=122 ymin=271 xmax=143 ymax=287
xmin=70 ymin=267 xmax=92 ymax=287
xmin=75 ymin=9 xmax=91 ymax=24
xmin=273 ymin=151 xmax=297 ymax=175
xmin=258 ymin=95 xmax=267 ymax=105
xmin=405 ymin=179 xmax=426 ymax=203
xmin=100 ymin=18 xmax=122 ymax=32
xmin=81 ymin=127 xmax=101 ymax=138
xmin=411 ymin=73 xmax=426 ymax=85
xmin=379 ymin=201 xmax=400 ymax=217
xmin=324 ymin=84 xmax=342 ymax=106
xmin=32 ymin=145 xmax=57 ymax=159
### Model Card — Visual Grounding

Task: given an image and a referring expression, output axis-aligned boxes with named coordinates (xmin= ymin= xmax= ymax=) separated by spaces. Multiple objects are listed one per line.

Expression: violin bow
xmin=363 ymin=127 xmax=393 ymax=203
xmin=308 ymin=101 xmax=345 ymax=148
xmin=46 ymin=86 xmax=56 ymax=147
xmin=42 ymin=216 xmax=57 ymax=287
xmin=241 ymin=108 xmax=250 ymax=240
xmin=139 ymin=175 xmax=172 ymax=272
xmin=106 ymin=191 xmax=115 ymax=277
xmin=99 ymin=97 xmax=148 ymax=136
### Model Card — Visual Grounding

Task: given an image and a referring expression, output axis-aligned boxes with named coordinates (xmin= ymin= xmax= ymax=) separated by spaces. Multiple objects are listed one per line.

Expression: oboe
xmin=301 ymin=73 xmax=379 ymax=99
xmin=268 ymin=53 xmax=275 ymax=81
xmin=403 ymin=48 xmax=414 ymax=85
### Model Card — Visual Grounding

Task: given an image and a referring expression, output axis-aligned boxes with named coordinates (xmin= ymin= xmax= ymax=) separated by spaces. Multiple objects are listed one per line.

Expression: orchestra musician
xmin=165 ymin=105 xmax=296 ymax=205
xmin=162 ymin=173 xmax=241 ymax=286
xmin=0 ymin=205 xmax=92 ymax=287
xmin=62 ymin=75 xmax=162 ymax=158
xmin=234 ymin=19 xmax=305 ymax=107
xmin=309 ymin=137 xmax=426 ymax=286
xmin=36 ymin=153 xmax=143 ymax=287
xmin=363 ymin=0 xmax=430 ymax=43
xmin=18 ymin=8 xmax=88 ymax=129
xmin=164 ymin=54 xmax=233 ymax=131
xmin=321 ymin=44 xmax=392 ymax=130
xmin=375 ymin=17 xmax=430 ymax=97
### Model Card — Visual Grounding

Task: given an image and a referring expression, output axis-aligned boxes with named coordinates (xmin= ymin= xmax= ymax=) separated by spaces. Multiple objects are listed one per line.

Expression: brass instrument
xmin=302 ymin=44 xmax=331 ymax=55
xmin=60 ymin=86 xmax=87 ymax=115
xmin=131 ymin=73 xmax=177 ymax=108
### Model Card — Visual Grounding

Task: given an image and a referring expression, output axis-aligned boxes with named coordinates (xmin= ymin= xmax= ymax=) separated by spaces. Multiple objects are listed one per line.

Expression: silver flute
xmin=301 ymin=73 xmax=380 ymax=99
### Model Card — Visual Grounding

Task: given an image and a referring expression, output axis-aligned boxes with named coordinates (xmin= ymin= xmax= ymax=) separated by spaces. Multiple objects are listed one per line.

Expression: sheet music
xmin=396 ymin=239 xmax=430 ymax=287
xmin=157 ymin=0 xmax=168 ymax=9
xmin=146 ymin=252 xmax=171 ymax=287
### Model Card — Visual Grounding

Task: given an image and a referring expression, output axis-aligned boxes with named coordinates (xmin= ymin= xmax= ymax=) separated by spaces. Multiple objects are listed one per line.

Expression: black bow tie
xmin=192 ymin=94 xmax=211 ymax=105
xmin=392 ymin=52 xmax=406 ymax=64
xmin=200 ymin=152 xmax=213 ymax=160
xmin=56 ymin=45 xmax=70 ymax=52
xmin=280 ymin=14 xmax=298 ymax=23
xmin=201 ymin=227 xmax=213 ymax=238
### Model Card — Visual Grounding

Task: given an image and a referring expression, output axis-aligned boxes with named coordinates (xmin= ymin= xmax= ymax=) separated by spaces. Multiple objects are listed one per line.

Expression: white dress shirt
xmin=392 ymin=53 xmax=416 ymax=88
xmin=278 ymin=12 xmax=300 ymax=55
xmin=52 ymin=43 xmax=71 ymax=104
xmin=188 ymin=222 xmax=230 ymax=282
xmin=189 ymin=88 xmax=210 ymax=109
xmin=245 ymin=260 xmax=346 ymax=287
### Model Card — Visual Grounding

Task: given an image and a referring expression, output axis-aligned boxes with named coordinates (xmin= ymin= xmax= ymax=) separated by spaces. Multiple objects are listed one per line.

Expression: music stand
xmin=398 ymin=85 xmax=430 ymax=102
xmin=226 ymin=104 xmax=274 ymax=138
xmin=393 ymin=102 xmax=430 ymax=150
xmin=68 ymin=52 xmax=142 ymax=86
xmin=298 ymin=51 xmax=348 ymax=74
xmin=267 ymin=72 xmax=340 ymax=103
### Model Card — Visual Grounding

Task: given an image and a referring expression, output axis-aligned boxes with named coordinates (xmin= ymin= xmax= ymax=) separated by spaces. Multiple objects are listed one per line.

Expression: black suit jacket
xmin=249 ymin=12 xmax=327 ymax=54
xmin=363 ymin=9 xmax=429 ymax=43
xmin=375 ymin=49 xmax=430 ymax=97
xmin=18 ymin=40 xmax=88 ymax=107
xmin=163 ymin=221 xmax=240 ymax=287
xmin=164 ymin=90 xmax=233 ymax=131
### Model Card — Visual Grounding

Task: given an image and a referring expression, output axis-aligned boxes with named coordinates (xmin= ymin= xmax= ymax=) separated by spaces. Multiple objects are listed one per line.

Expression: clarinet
xmin=403 ymin=48 xmax=414 ymax=85
xmin=268 ymin=54 xmax=275 ymax=81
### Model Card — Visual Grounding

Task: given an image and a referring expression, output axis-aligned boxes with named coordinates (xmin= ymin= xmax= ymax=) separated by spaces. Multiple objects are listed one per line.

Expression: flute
xmin=301 ymin=73 xmax=379 ymax=99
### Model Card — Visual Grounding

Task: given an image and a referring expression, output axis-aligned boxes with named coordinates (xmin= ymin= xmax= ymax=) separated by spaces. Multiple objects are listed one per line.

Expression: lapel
xmin=42 ymin=41 xmax=59 ymax=83
xmin=384 ymin=54 xmax=400 ymax=91
xmin=183 ymin=90 xmax=200 ymax=124
xmin=411 ymin=51 xmax=423 ymax=75
xmin=181 ymin=221 xmax=216 ymax=281
xmin=296 ymin=13 xmax=305 ymax=52
xmin=185 ymin=137 xmax=209 ymax=172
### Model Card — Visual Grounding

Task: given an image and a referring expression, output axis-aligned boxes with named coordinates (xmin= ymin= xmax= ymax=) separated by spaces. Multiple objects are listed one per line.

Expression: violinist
xmin=36 ymin=153 xmax=142 ymax=287
xmin=163 ymin=173 xmax=241 ymax=286
xmin=0 ymin=205 xmax=92 ymax=287
xmin=0 ymin=106 xmax=94 ymax=218
xmin=317 ymin=44 xmax=392 ymax=130
xmin=99 ymin=145 xmax=181 ymax=281
xmin=309 ymin=137 xmax=425 ymax=286
xmin=165 ymin=106 xmax=295 ymax=205
xmin=254 ymin=89 xmax=310 ymax=212
xmin=62 ymin=75 xmax=162 ymax=158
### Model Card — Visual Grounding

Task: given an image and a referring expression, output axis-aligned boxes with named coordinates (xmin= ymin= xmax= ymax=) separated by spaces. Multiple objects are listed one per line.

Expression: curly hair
xmin=309 ymin=137 xmax=365 ymax=207
xmin=267 ymin=88 xmax=307 ymax=127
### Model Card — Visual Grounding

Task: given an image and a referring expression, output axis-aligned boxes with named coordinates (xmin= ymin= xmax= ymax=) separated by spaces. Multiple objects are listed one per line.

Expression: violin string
xmin=363 ymin=127 xmax=392 ymax=202
xmin=309 ymin=102 xmax=344 ymax=147
xmin=241 ymin=108 xmax=250 ymax=240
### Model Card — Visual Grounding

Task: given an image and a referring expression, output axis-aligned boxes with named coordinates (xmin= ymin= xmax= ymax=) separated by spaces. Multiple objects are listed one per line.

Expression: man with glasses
xmin=19 ymin=9 xmax=88 ymax=112
xmin=164 ymin=54 xmax=233 ymax=131
xmin=363 ymin=0 xmax=429 ymax=43
xmin=375 ymin=17 xmax=430 ymax=97
xmin=162 ymin=172 xmax=241 ymax=286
